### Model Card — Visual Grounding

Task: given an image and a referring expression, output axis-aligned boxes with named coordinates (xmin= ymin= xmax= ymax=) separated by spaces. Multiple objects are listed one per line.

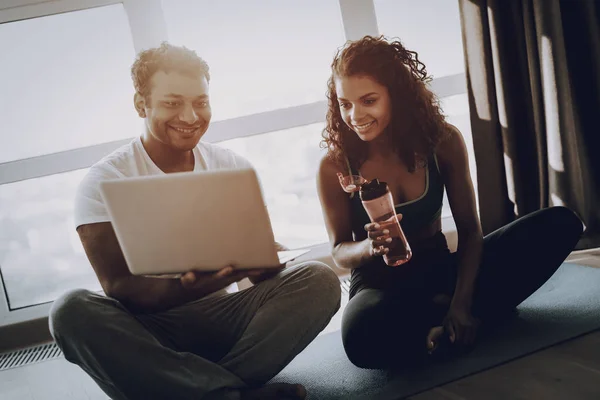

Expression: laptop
xmin=99 ymin=168 xmax=309 ymax=276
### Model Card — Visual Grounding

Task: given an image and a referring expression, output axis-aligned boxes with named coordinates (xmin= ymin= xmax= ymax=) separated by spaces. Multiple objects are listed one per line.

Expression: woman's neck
xmin=366 ymin=132 xmax=396 ymax=159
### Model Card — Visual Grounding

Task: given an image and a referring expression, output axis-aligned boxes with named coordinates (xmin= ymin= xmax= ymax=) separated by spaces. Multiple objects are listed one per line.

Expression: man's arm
xmin=77 ymin=222 xmax=256 ymax=313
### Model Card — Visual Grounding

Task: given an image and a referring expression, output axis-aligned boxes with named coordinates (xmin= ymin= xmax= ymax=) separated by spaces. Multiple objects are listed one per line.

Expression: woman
xmin=317 ymin=35 xmax=583 ymax=369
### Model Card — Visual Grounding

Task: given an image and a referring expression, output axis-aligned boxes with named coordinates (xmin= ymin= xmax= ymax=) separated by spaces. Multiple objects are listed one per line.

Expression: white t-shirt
xmin=74 ymin=137 xmax=254 ymax=295
xmin=74 ymin=137 xmax=253 ymax=229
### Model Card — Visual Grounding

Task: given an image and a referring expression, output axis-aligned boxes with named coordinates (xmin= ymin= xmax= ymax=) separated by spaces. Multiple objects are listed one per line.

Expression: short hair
xmin=131 ymin=42 xmax=210 ymax=99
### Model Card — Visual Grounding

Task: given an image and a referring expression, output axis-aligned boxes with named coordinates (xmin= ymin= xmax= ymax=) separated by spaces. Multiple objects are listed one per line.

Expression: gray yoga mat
xmin=270 ymin=263 xmax=600 ymax=400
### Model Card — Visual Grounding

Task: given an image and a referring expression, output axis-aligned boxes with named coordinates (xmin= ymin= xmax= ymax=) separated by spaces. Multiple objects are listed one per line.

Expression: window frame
xmin=0 ymin=0 xmax=468 ymax=328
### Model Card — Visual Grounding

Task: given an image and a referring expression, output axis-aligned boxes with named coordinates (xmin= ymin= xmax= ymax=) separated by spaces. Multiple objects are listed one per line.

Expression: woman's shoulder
xmin=319 ymin=153 xmax=347 ymax=176
xmin=318 ymin=154 xmax=351 ymax=196
xmin=434 ymin=123 xmax=467 ymax=166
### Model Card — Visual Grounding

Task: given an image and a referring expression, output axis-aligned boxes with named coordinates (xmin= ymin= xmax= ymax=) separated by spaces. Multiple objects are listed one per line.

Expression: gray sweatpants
xmin=48 ymin=262 xmax=341 ymax=400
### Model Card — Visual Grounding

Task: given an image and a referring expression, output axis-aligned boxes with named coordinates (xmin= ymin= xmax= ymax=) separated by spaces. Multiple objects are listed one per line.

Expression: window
xmin=161 ymin=0 xmax=345 ymax=120
xmin=374 ymin=0 xmax=466 ymax=79
xmin=440 ymin=93 xmax=479 ymax=211
xmin=0 ymin=169 xmax=100 ymax=310
xmin=0 ymin=0 xmax=474 ymax=318
xmin=0 ymin=4 xmax=140 ymax=163
xmin=375 ymin=0 xmax=477 ymax=214
xmin=0 ymin=3 xmax=138 ymax=312
xmin=218 ymin=124 xmax=329 ymax=249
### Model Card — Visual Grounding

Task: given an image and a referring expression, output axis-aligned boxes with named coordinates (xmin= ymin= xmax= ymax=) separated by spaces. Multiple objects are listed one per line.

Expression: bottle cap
xmin=359 ymin=178 xmax=389 ymax=201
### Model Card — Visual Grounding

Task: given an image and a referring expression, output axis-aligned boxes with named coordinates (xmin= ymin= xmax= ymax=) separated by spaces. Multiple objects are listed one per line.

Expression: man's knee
xmin=295 ymin=261 xmax=341 ymax=312
xmin=49 ymin=289 xmax=100 ymax=342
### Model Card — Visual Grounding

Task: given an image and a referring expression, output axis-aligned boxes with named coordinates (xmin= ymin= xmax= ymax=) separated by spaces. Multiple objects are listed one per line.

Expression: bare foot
xmin=241 ymin=383 xmax=307 ymax=400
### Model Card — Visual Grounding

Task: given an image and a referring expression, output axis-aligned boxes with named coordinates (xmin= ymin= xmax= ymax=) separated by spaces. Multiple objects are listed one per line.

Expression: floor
xmin=1 ymin=252 xmax=599 ymax=400
xmin=411 ymin=251 xmax=600 ymax=400
xmin=410 ymin=330 xmax=600 ymax=400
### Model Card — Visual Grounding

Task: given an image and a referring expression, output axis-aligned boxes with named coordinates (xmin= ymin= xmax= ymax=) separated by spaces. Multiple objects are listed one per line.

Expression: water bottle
xmin=359 ymin=179 xmax=412 ymax=266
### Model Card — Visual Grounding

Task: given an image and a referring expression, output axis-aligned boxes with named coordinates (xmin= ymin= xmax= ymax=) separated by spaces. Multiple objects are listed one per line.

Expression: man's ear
xmin=134 ymin=92 xmax=147 ymax=118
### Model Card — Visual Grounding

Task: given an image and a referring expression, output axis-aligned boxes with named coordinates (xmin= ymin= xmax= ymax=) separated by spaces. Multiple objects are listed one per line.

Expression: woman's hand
xmin=363 ymin=214 xmax=403 ymax=258
xmin=443 ymin=304 xmax=480 ymax=346
xmin=426 ymin=326 xmax=446 ymax=354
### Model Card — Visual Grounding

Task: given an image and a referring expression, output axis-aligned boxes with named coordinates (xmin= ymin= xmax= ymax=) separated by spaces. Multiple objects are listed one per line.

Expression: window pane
xmin=161 ymin=0 xmax=345 ymax=121
xmin=0 ymin=4 xmax=140 ymax=163
xmin=374 ymin=0 xmax=465 ymax=79
xmin=440 ymin=93 xmax=479 ymax=213
xmin=218 ymin=124 xmax=329 ymax=249
xmin=0 ymin=170 xmax=100 ymax=309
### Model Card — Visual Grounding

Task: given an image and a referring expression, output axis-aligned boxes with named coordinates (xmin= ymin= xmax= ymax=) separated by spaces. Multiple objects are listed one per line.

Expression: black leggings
xmin=341 ymin=206 xmax=584 ymax=369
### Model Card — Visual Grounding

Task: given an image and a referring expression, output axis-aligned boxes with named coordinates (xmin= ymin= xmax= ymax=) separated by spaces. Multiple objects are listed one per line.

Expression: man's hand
xmin=247 ymin=264 xmax=286 ymax=285
xmin=244 ymin=241 xmax=288 ymax=285
xmin=443 ymin=304 xmax=480 ymax=346
xmin=180 ymin=266 xmax=270 ymax=295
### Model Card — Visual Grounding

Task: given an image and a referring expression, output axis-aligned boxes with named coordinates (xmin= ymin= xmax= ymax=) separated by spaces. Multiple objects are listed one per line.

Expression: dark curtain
xmin=459 ymin=0 xmax=600 ymax=249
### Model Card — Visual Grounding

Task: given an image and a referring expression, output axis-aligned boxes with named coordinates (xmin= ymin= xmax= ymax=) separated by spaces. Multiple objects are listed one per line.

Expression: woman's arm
xmin=436 ymin=125 xmax=484 ymax=311
xmin=317 ymin=156 xmax=376 ymax=270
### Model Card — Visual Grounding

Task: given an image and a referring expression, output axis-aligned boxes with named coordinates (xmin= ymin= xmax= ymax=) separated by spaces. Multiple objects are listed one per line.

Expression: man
xmin=49 ymin=42 xmax=341 ymax=400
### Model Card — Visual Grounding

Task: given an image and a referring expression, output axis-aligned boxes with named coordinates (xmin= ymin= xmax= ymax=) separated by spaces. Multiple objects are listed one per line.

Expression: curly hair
xmin=131 ymin=42 xmax=210 ymax=100
xmin=321 ymin=35 xmax=450 ymax=172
